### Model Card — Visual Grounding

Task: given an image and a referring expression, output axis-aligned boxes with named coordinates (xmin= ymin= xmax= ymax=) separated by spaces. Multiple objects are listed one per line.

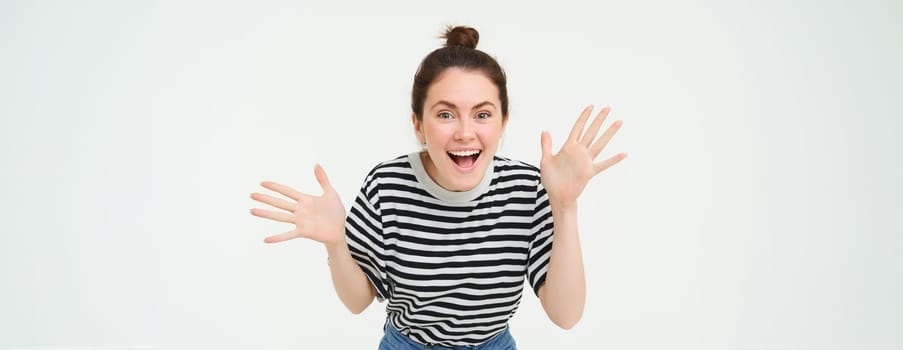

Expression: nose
xmin=454 ymin=117 xmax=476 ymax=141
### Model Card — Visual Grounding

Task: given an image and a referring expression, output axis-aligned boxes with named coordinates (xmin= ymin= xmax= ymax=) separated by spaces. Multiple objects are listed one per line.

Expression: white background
xmin=1 ymin=1 xmax=901 ymax=349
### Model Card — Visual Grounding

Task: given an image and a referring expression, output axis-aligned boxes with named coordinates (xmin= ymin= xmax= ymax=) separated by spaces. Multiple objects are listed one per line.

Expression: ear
xmin=412 ymin=113 xmax=425 ymax=144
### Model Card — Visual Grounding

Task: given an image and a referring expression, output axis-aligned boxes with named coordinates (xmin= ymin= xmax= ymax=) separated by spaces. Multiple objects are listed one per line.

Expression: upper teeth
xmin=449 ymin=150 xmax=480 ymax=157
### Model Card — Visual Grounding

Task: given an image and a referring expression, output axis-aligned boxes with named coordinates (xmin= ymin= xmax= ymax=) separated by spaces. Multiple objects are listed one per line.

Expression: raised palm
xmin=250 ymin=164 xmax=346 ymax=246
xmin=540 ymin=106 xmax=626 ymax=204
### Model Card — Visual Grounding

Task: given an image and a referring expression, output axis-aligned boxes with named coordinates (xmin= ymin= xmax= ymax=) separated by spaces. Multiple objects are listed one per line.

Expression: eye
xmin=476 ymin=111 xmax=491 ymax=120
xmin=438 ymin=111 xmax=454 ymax=120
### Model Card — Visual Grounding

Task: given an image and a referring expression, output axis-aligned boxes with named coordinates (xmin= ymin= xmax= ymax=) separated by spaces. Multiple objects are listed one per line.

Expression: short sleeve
xmin=345 ymin=172 xmax=391 ymax=302
xmin=526 ymin=180 xmax=554 ymax=296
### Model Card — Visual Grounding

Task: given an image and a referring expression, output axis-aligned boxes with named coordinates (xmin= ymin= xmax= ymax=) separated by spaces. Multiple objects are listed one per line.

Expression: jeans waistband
xmin=380 ymin=322 xmax=516 ymax=350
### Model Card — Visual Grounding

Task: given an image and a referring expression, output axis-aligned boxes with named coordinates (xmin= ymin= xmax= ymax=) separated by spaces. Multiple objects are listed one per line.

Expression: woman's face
xmin=413 ymin=68 xmax=507 ymax=192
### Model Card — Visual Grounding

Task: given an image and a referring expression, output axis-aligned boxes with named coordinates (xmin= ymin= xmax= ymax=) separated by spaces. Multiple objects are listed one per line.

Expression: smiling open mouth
xmin=448 ymin=150 xmax=481 ymax=169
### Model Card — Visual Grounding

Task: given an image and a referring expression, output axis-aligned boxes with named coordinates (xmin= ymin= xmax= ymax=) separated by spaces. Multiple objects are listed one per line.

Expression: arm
xmin=538 ymin=105 xmax=626 ymax=329
xmin=250 ymin=164 xmax=376 ymax=314
xmin=326 ymin=239 xmax=376 ymax=314
xmin=537 ymin=201 xmax=585 ymax=329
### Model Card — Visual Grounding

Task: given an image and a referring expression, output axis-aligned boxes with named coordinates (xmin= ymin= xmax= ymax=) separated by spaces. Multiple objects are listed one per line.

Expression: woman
xmin=250 ymin=25 xmax=626 ymax=349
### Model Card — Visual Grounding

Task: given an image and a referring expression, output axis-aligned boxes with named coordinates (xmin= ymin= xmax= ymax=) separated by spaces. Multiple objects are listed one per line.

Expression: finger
xmin=249 ymin=208 xmax=294 ymax=223
xmin=589 ymin=120 xmax=623 ymax=158
xmin=261 ymin=181 xmax=303 ymax=201
xmin=314 ymin=163 xmax=333 ymax=193
xmin=567 ymin=105 xmax=594 ymax=143
xmin=541 ymin=131 xmax=552 ymax=158
xmin=264 ymin=228 xmax=299 ymax=244
xmin=593 ymin=153 xmax=628 ymax=175
xmin=250 ymin=192 xmax=296 ymax=212
xmin=581 ymin=106 xmax=610 ymax=147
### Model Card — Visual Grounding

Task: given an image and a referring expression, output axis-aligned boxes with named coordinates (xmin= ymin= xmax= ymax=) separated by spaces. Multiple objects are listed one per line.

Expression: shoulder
xmin=490 ymin=156 xmax=543 ymax=195
xmin=493 ymin=156 xmax=541 ymax=179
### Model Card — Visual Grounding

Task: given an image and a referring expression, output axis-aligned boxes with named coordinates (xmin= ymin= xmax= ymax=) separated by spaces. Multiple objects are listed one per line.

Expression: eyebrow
xmin=431 ymin=100 xmax=497 ymax=111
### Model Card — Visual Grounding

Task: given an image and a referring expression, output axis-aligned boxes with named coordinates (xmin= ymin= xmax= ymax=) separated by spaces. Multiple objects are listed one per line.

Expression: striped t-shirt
xmin=345 ymin=152 xmax=554 ymax=347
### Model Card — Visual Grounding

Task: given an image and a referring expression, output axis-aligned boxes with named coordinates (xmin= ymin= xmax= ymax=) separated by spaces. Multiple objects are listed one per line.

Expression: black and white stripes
xmin=345 ymin=153 xmax=554 ymax=347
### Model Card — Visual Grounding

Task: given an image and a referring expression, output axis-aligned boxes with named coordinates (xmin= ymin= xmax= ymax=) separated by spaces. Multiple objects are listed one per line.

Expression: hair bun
xmin=442 ymin=26 xmax=479 ymax=49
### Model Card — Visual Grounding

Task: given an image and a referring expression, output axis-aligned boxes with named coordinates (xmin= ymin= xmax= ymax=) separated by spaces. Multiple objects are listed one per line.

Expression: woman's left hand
xmin=540 ymin=105 xmax=627 ymax=206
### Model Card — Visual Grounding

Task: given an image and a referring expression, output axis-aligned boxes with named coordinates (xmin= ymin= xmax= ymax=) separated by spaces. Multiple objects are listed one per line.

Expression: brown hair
xmin=411 ymin=26 xmax=509 ymax=121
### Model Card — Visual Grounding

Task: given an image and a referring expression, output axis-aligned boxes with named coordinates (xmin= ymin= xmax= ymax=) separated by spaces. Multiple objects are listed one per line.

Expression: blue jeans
xmin=378 ymin=323 xmax=517 ymax=350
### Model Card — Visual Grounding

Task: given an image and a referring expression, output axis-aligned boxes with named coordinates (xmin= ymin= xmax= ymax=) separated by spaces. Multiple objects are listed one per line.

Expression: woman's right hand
xmin=250 ymin=164 xmax=346 ymax=246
